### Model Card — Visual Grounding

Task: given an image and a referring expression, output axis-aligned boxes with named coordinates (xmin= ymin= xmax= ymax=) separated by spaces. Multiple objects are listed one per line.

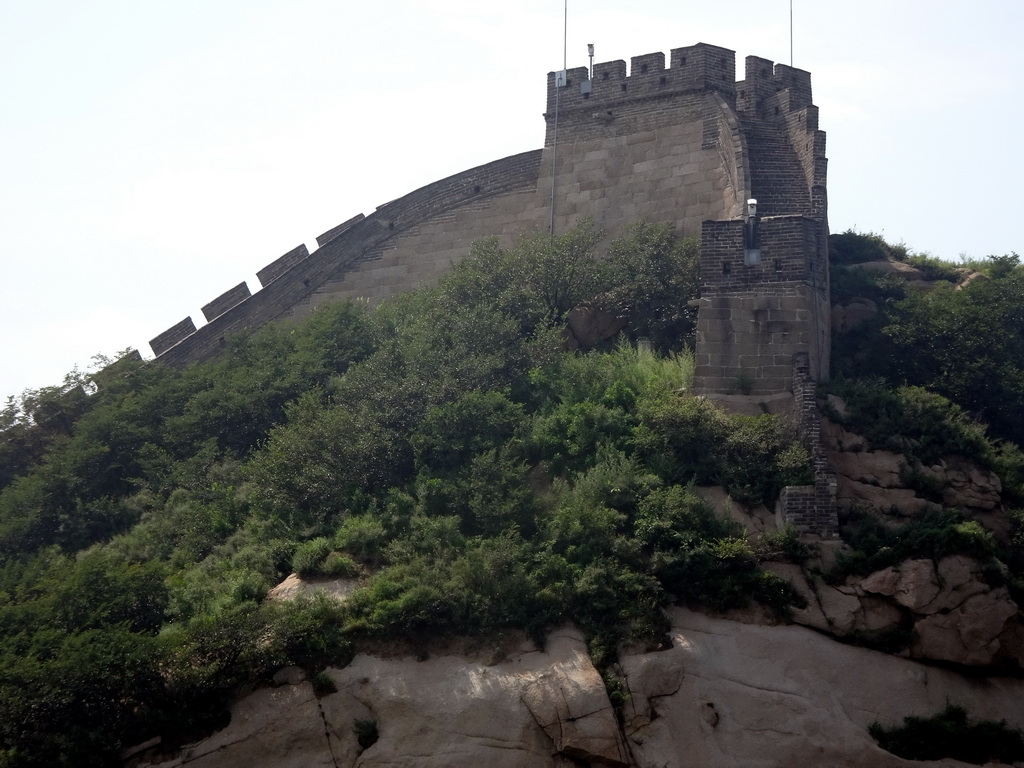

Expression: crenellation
xmin=257 ymin=244 xmax=310 ymax=288
xmin=150 ymin=317 xmax=197 ymax=357
xmin=202 ymin=282 xmax=251 ymax=323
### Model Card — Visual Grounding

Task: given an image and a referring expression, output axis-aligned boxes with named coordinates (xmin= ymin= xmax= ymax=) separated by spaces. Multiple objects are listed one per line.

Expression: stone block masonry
xmin=777 ymin=353 xmax=838 ymax=535
xmin=694 ymin=217 xmax=829 ymax=394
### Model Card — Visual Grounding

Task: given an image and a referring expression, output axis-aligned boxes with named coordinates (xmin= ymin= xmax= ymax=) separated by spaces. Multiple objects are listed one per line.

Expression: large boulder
xmin=856 ymin=556 xmax=1022 ymax=667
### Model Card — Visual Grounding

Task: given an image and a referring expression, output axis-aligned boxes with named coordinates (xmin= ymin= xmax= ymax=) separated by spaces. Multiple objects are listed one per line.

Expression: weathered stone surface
xmin=915 ymin=460 xmax=1003 ymax=511
xmin=135 ymin=627 xmax=615 ymax=768
xmin=623 ymin=608 xmax=1024 ymax=768
xmin=757 ymin=555 xmax=1024 ymax=671
xmin=913 ymin=589 xmax=1019 ymax=666
xmin=266 ymin=573 xmax=359 ymax=602
xmin=520 ymin=642 xmax=630 ymax=767
xmin=132 ymin=611 xmax=1024 ymax=768
xmin=565 ymin=305 xmax=627 ymax=349
xmin=835 ymin=475 xmax=937 ymax=515
xmin=832 ymin=298 xmax=878 ymax=333
xmin=830 ymin=449 xmax=905 ymax=488
xmin=859 ymin=558 xmax=942 ymax=612
xmin=845 ymin=260 xmax=927 ymax=280
xmin=135 ymin=683 xmax=333 ymax=768
xmin=821 ymin=418 xmax=867 ymax=452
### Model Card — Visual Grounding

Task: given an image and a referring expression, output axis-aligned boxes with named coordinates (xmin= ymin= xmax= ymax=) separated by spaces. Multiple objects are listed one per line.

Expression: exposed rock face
xmin=821 ymin=419 xmax=1003 ymax=517
xmin=130 ymin=610 xmax=1024 ymax=768
xmin=771 ymin=555 xmax=1024 ymax=670
xmin=564 ymin=305 xmax=627 ymax=350
xmin=845 ymin=260 xmax=928 ymax=280
xmin=266 ymin=573 xmax=360 ymax=602
xmin=134 ymin=627 xmax=623 ymax=768
xmin=831 ymin=298 xmax=878 ymax=333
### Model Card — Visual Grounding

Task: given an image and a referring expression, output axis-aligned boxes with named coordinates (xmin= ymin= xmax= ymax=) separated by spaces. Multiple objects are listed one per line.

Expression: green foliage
xmin=881 ymin=272 xmax=1024 ymax=447
xmin=292 ymin=538 xmax=333 ymax=577
xmin=829 ymin=508 xmax=996 ymax=583
xmin=829 ymin=230 xmax=911 ymax=266
xmin=634 ymin=395 xmax=812 ymax=505
xmin=829 ymin=231 xmax=1024 ymax=451
xmin=602 ymin=221 xmax=700 ymax=349
xmin=0 ymin=220 xmax=914 ymax=764
xmin=353 ymin=718 xmax=379 ymax=750
xmin=870 ymin=704 xmax=1024 ymax=764
xmin=825 ymin=379 xmax=993 ymax=467
xmin=438 ymin=221 xmax=607 ymax=335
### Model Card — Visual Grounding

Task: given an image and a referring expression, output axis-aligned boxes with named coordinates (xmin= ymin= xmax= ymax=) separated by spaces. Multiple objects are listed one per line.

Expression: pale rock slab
xmin=913 ymin=589 xmax=1020 ymax=666
xmin=132 ymin=611 xmax=1024 ymax=768
xmin=266 ymin=573 xmax=360 ymax=602
xmin=835 ymin=475 xmax=937 ymax=516
xmin=623 ymin=608 xmax=1024 ymax=768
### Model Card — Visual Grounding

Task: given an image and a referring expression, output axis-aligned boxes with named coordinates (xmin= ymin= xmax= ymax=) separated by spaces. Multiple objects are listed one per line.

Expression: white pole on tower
xmin=790 ymin=0 xmax=794 ymax=66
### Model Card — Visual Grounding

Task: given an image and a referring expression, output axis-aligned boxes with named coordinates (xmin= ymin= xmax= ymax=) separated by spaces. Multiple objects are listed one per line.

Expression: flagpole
xmin=790 ymin=0 xmax=793 ymax=66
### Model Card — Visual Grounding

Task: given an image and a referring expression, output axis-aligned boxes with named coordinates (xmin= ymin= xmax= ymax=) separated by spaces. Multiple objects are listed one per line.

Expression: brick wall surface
xmin=777 ymin=353 xmax=838 ymax=535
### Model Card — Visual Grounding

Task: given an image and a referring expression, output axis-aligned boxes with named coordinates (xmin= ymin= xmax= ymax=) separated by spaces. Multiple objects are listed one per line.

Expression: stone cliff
xmin=125 ymin=411 xmax=1024 ymax=768
xmin=128 ymin=608 xmax=1024 ymax=768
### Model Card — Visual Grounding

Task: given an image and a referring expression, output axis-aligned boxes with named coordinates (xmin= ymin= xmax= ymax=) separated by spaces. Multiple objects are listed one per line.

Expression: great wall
xmin=145 ymin=42 xmax=836 ymax=534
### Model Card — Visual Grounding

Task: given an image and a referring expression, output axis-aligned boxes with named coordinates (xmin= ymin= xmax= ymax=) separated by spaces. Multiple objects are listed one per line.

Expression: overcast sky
xmin=2 ymin=0 xmax=1021 ymax=402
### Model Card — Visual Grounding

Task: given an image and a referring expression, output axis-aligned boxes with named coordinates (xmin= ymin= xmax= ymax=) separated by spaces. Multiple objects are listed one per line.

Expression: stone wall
xmin=149 ymin=43 xmax=828 ymax=401
xmin=777 ymin=353 xmax=838 ymax=535
xmin=694 ymin=216 xmax=828 ymax=394
xmin=154 ymin=150 xmax=543 ymax=367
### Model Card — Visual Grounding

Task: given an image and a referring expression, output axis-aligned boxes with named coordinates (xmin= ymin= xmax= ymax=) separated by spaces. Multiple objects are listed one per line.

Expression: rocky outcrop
xmin=831 ymin=298 xmax=878 ymax=333
xmin=132 ymin=626 xmax=624 ymax=768
xmin=129 ymin=610 xmax=1024 ymax=768
xmin=771 ymin=555 xmax=1024 ymax=670
xmin=821 ymin=419 xmax=1003 ymax=517
xmin=564 ymin=305 xmax=627 ymax=350
xmin=266 ymin=573 xmax=360 ymax=602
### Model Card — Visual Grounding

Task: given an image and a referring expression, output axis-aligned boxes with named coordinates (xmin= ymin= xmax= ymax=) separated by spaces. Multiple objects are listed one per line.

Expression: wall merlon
xmin=544 ymin=44 xmax=737 ymax=145
xmin=257 ymin=244 xmax=311 ymax=288
xmin=202 ymin=282 xmax=251 ymax=323
xmin=150 ymin=317 xmax=197 ymax=357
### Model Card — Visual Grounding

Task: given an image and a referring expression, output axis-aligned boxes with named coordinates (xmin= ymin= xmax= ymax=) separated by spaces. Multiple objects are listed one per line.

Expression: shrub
xmin=870 ymin=704 xmax=1024 ymax=764
xmin=292 ymin=538 xmax=332 ymax=577
xmin=828 ymin=509 xmax=997 ymax=583
xmin=354 ymin=718 xmax=379 ymax=750
xmin=634 ymin=396 xmax=812 ymax=506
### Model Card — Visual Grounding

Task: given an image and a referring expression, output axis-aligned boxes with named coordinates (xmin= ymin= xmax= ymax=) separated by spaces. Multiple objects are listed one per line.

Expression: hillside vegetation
xmin=0 ymin=224 xmax=1023 ymax=766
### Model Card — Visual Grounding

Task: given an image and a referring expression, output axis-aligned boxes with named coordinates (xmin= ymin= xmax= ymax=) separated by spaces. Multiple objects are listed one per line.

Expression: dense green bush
xmin=870 ymin=704 xmax=1024 ymax=763
xmin=634 ymin=395 xmax=811 ymax=505
xmin=828 ymin=508 xmax=997 ymax=584
xmin=829 ymin=232 xmax=1024 ymax=450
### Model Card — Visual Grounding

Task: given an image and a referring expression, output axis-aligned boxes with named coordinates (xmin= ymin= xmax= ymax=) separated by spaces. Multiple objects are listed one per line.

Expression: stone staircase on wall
xmin=741 ymin=117 xmax=812 ymax=217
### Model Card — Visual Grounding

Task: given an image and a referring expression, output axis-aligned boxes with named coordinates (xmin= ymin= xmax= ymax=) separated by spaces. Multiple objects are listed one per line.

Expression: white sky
xmin=2 ymin=0 xmax=1022 ymax=402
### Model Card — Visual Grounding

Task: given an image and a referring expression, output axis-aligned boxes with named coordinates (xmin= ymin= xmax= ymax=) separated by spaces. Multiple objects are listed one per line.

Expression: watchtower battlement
xmin=737 ymin=56 xmax=813 ymax=115
xmin=544 ymin=43 xmax=736 ymax=146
